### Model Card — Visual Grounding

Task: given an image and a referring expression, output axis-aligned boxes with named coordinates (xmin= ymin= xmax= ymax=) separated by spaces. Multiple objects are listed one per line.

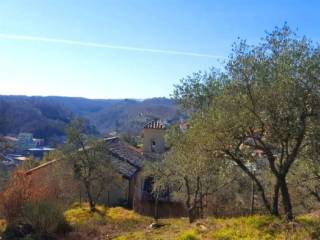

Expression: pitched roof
xmin=24 ymin=138 xmax=145 ymax=180
xmin=144 ymin=120 xmax=166 ymax=130
xmin=110 ymin=156 xmax=138 ymax=179
xmin=25 ymin=159 xmax=58 ymax=175
xmin=104 ymin=137 xmax=145 ymax=179
xmin=2 ymin=136 xmax=17 ymax=142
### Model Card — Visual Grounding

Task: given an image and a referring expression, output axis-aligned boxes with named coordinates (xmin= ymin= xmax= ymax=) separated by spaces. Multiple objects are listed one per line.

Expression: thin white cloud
xmin=0 ymin=33 xmax=226 ymax=59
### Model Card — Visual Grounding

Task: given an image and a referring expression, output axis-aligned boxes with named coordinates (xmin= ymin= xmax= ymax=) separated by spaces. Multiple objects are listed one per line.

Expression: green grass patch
xmin=113 ymin=231 xmax=146 ymax=240
xmin=178 ymin=229 xmax=199 ymax=240
xmin=63 ymin=203 xmax=320 ymax=240
xmin=64 ymin=203 xmax=108 ymax=225
xmin=210 ymin=215 xmax=320 ymax=240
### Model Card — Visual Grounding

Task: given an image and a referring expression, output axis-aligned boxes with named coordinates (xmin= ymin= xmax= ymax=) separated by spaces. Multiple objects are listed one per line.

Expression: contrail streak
xmin=0 ymin=33 xmax=226 ymax=59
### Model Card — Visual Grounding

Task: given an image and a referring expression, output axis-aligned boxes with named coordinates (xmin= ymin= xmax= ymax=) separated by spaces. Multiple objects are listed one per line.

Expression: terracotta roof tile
xmin=144 ymin=120 xmax=166 ymax=129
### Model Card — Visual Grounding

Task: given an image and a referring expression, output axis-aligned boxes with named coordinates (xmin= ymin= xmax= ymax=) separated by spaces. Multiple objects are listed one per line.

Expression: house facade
xmin=102 ymin=119 xmax=167 ymax=208
xmin=23 ymin=119 xmax=185 ymax=217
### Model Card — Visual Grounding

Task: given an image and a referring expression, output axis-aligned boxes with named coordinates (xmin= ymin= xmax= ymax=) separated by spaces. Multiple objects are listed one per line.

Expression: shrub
xmin=0 ymin=170 xmax=56 ymax=226
xmin=21 ymin=201 xmax=71 ymax=236
xmin=55 ymin=219 xmax=73 ymax=235
xmin=0 ymin=172 xmax=33 ymax=225
xmin=0 ymin=219 xmax=6 ymax=233
xmin=178 ymin=229 xmax=199 ymax=240
xmin=1 ymin=223 xmax=34 ymax=240
xmin=0 ymin=170 xmax=72 ymax=239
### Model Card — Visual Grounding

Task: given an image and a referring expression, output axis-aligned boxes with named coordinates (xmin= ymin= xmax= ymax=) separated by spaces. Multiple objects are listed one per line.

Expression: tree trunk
xmin=279 ymin=176 xmax=294 ymax=221
xmin=193 ymin=176 xmax=200 ymax=220
xmin=79 ymin=188 xmax=82 ymax=206
xmin=225 ymin=151 xmax=272 ymax=214
xmin=154 ymin=191 xmax=159 ymax=222
xmin=271 ymin=180 xmax=280 ymax=216
xmin=85 ymin=183 xmax=96 ymax=212
xmin=199 ymin=194 xmax=204 ymax=218
xmin=184 ymin=177 xmax=195 ymax=223
xmin=187 ymin=208 xmax=195 ymax=223
xmin=250 ymin=176 xmax=255 ymax=215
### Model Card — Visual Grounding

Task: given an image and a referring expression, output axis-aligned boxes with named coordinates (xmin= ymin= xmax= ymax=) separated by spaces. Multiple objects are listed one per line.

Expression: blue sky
xmin=0 ymin=0 xmax=320 ymax=99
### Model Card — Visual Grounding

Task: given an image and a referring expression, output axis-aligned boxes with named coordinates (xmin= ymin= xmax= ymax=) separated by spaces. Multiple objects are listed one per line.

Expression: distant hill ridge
xmin=0 ymin=95 xmax=181 ymax=145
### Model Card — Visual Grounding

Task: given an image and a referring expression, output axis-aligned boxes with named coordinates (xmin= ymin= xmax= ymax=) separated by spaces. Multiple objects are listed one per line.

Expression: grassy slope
xmin=63 ymin=204 xmax=320 ymax=240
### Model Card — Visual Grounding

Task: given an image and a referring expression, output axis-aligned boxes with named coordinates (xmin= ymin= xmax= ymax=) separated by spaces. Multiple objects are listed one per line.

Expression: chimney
xmin=143 ymin=120 xmax=166 ymax=154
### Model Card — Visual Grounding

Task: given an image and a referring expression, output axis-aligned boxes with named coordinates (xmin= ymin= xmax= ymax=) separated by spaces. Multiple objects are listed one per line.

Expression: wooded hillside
xmin=0 ymin=96 xmax=181 ymax=143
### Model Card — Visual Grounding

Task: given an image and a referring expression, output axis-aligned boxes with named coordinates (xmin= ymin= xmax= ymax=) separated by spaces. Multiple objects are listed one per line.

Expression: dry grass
xmin=64 ymin=203 xmax=108 ymax=225
xmin=61 ymin=204 xmax=320 ymax=239
xmin=0 ymin=219 xmax=6 ymax=234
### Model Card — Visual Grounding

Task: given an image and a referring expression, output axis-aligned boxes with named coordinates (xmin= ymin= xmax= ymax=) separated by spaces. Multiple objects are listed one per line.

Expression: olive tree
xmin=149 ymin=123 xmax=230 ymax=223
xmin=174 ymin=25 xmax=320 ymax=221
xmin=67 ymin=119 xmax=121 ymax=212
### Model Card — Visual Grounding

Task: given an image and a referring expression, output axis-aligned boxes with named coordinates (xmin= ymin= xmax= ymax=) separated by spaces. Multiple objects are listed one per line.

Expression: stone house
xmin=102 ymin=119 xmax=168 ymax=208
xmin=23 ymin=119 xmax=185 ymax=217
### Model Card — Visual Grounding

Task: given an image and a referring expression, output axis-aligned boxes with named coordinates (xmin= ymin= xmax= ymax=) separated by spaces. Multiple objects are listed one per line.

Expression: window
xmin=151 ymin=140 xmax=156 ymax=152
xmin=143 ymin=176 xmax=171 ymax=201
xmin=143 ymin=177 xmax=154 ymax=193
